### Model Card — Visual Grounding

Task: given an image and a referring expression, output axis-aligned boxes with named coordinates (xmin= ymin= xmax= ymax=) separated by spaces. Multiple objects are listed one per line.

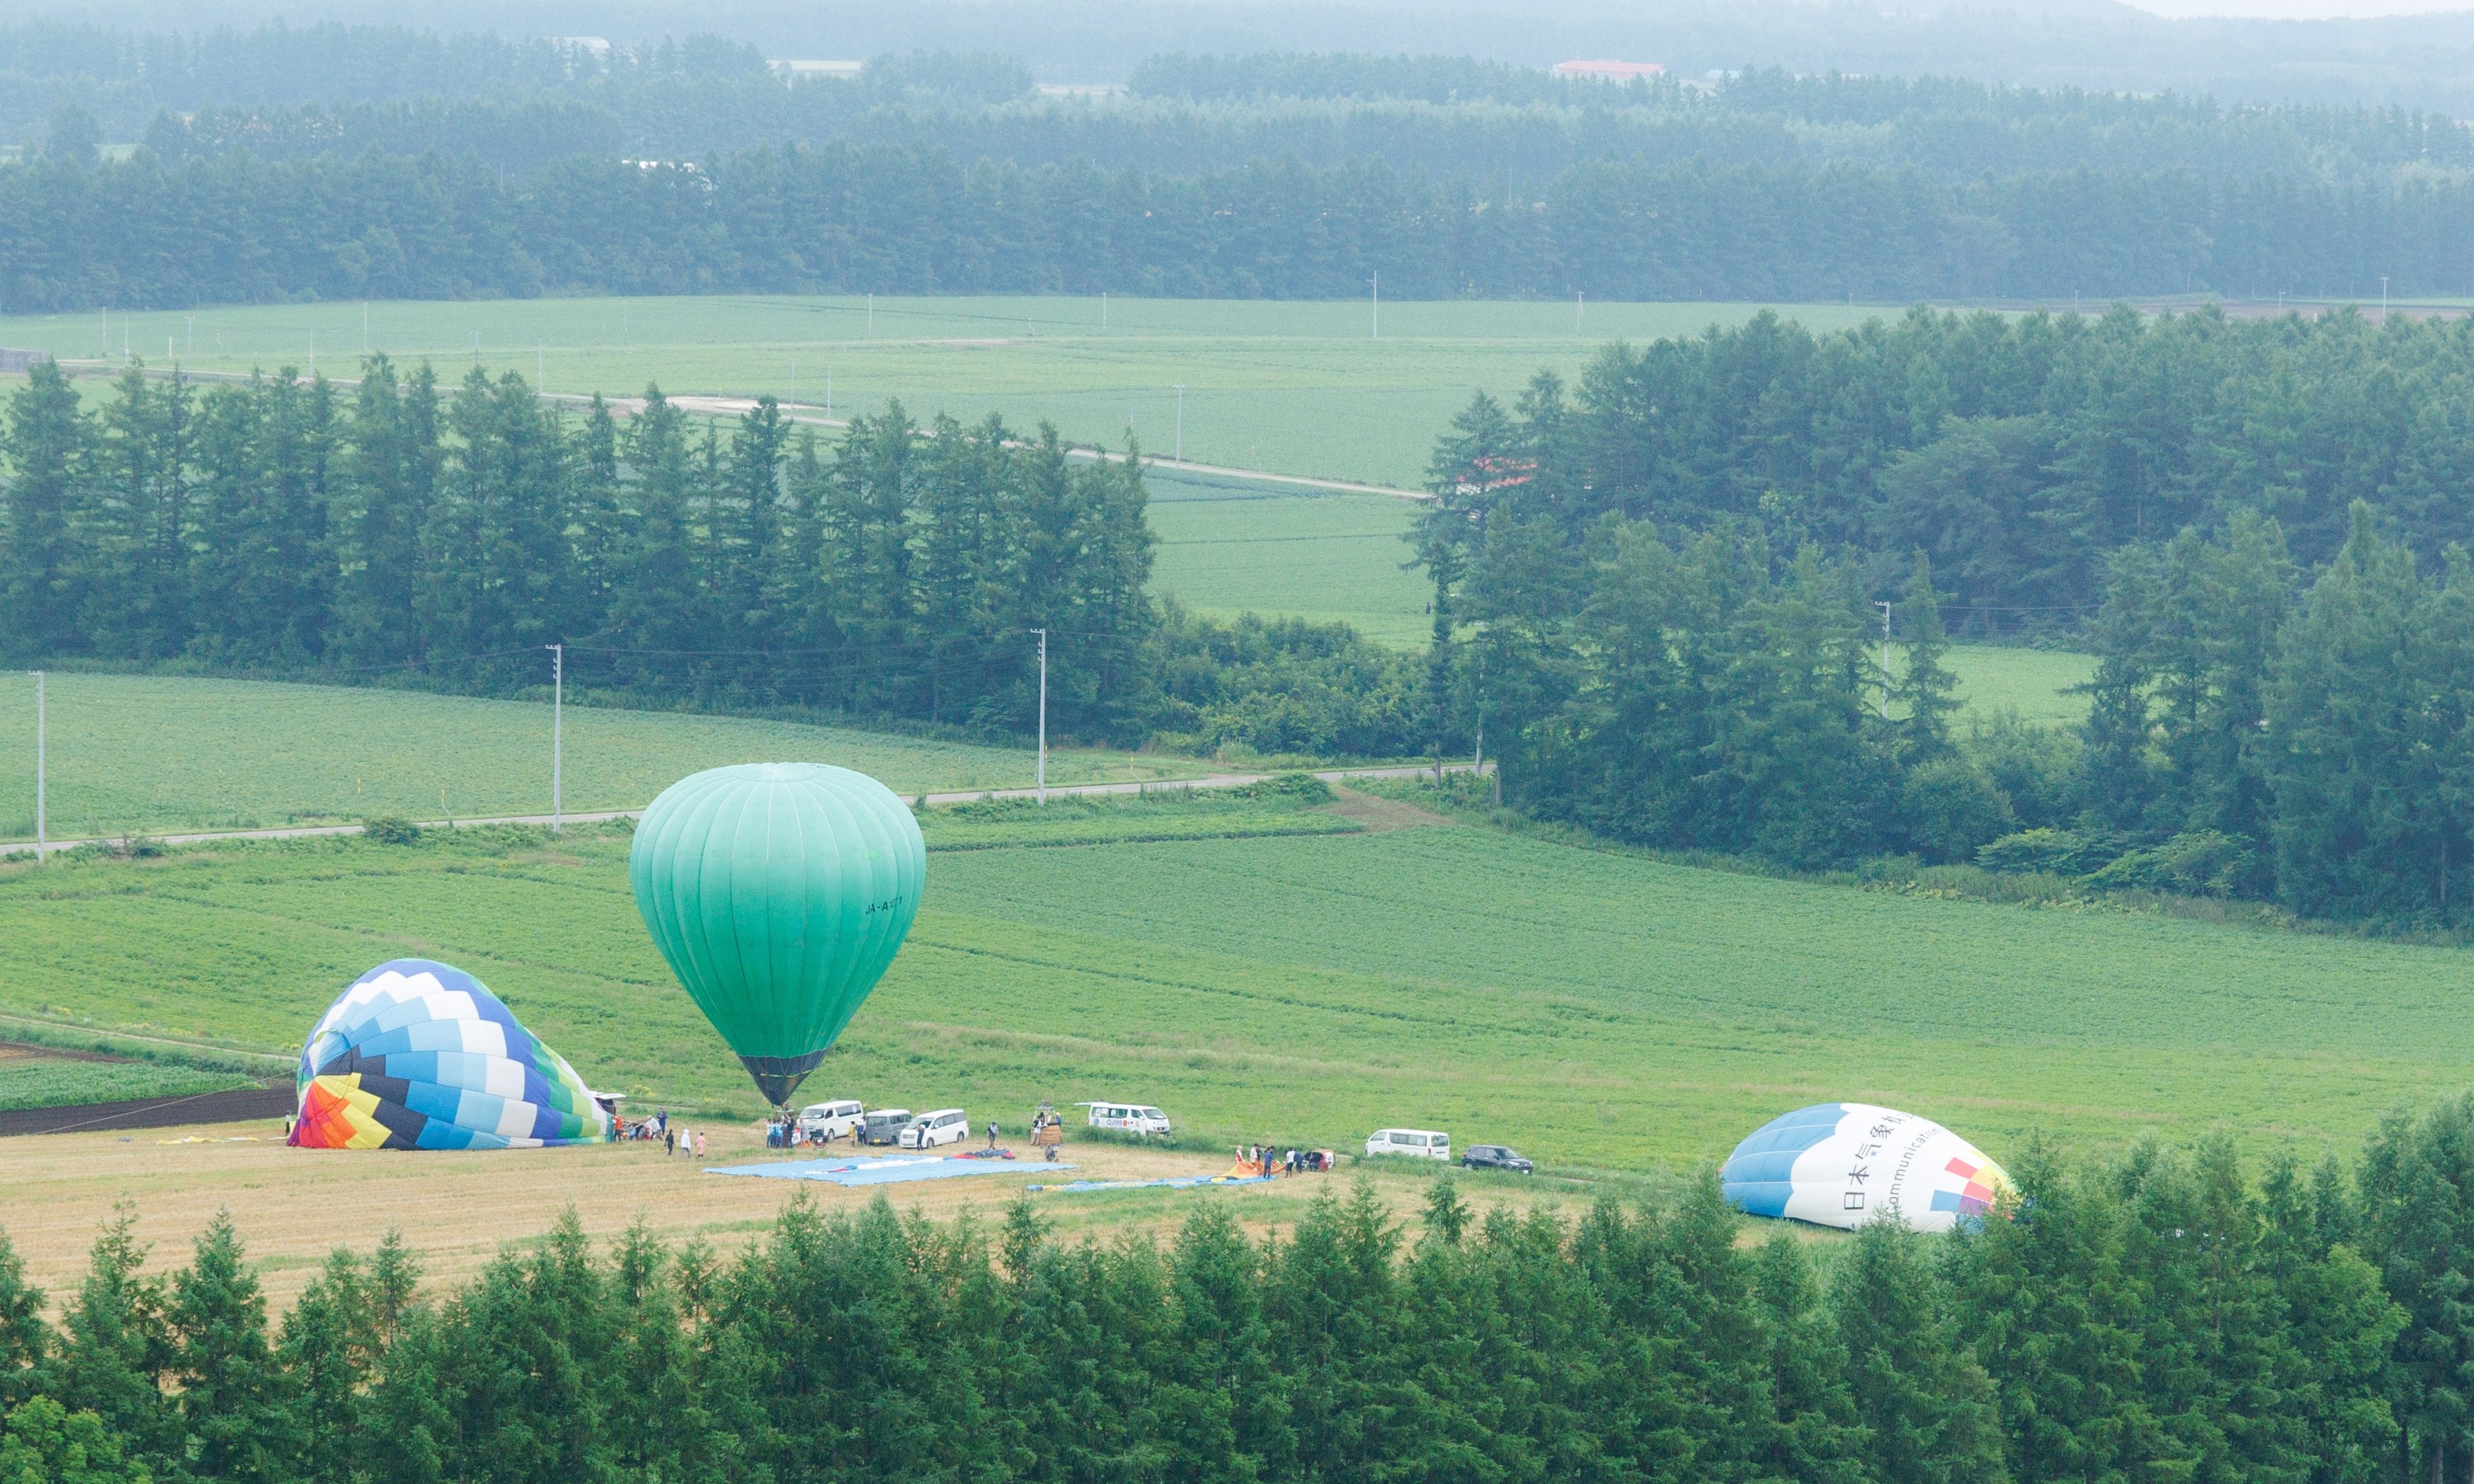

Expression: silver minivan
xmin=859 ymin=1108 xmax=914 ymax=1147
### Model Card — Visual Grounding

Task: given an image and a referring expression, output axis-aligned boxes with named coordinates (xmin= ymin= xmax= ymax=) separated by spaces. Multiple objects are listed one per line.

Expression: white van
xmin=1366 ymin=1128 xmax=1451 ymax=1160
xmin=1078 ymin=1101 xmax=1172 ymax=1137
xmin=901 ymin=1108 xmax=971 ymax=1149
xmin=797 ymin=1099 xmax=864 ymax=1142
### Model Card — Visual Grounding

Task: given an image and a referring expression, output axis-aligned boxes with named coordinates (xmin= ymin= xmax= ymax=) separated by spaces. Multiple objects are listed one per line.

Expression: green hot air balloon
xmin=630 ymin=763 xmax=926 ymax=1106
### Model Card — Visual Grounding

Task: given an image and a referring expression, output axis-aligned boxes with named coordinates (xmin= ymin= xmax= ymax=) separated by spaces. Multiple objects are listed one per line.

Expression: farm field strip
xmin=7 ymin=295 xmax=1896 ymax=490
xmin=1 ymin=805 xmax=2460 ymax=1186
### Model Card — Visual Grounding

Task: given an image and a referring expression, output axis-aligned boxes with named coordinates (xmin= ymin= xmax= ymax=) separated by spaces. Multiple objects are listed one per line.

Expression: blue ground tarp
xmin=707 ymin=1154 xmax=1069 ymax=1186
xmin=1026 ymin=1173 xmax=1273 ymax=1194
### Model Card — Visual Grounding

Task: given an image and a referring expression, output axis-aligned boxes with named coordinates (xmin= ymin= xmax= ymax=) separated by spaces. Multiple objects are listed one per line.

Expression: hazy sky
xmin=2125 ymin=0 xmax=2474 ymax=15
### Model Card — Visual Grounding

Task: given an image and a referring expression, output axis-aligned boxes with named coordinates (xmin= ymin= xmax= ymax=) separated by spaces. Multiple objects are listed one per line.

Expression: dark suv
xmin=1461 ymin=1144 xmax=1534 ymax=1175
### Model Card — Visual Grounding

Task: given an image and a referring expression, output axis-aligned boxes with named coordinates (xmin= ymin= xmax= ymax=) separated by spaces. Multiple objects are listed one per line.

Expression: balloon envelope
xmin=629 ymin=762 xmax=926 ymax=1106
xmin=289 ymin=959 xmax=610 ymax=1149
xmin=1721 ymin=1102 xmax=2010 ymax=1233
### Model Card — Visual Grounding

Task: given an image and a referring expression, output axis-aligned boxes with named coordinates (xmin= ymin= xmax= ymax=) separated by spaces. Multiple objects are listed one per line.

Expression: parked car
xmin=797 ymin=1099 xmax=865 ymax=1142
xmin=859 ymin=1109 xmax=914 ymax=1146
xmin=1077 ymin=1100 xmax=1173 ymax=1137
xmin=900 ymin=1108 xmax=971 ymax=1149
xmin=1365 ymin=1128 xmax=1451 ymax=1160
xmin=1461 ymin=1144 xmax=1534 ymax=1175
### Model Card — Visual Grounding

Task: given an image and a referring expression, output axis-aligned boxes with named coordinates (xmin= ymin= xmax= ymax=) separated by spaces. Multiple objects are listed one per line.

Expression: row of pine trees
xmin=0 ymin=358 xmax=1203 ymax=744
xmin=4 ymin=139 xmax=2472 ymax=312
xmin=19 ymin=1111 xmax=2474 ymax=1482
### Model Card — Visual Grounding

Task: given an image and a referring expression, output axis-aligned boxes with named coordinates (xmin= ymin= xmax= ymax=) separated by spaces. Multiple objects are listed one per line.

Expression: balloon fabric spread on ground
xmin=630 ymin=763 xmax=927 ymax=1106
xmin=1721 ymin=1102 xmax=2010 ymax=1233
xmin=289 ymin=960 xmax=610 ymax=1150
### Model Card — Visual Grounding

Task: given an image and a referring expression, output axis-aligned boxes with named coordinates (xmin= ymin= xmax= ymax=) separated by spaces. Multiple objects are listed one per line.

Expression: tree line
xmin=1413 ymin=305 xmax=2474 ymax=923
xmin=7 ymin=141 xmax=2474 ymax=313
xmin=21 ymin=1111 xmax=2474 ymax=1481
xmin=0 ymin=359 xmax=1420 ymax=760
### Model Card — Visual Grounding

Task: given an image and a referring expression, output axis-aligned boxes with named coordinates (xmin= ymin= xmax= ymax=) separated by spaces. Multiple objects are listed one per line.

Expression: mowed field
xmin=0 ymin=673 xmax=1202 ymax=842
xmin=4 ymin=294 xmax=1892 ymax=490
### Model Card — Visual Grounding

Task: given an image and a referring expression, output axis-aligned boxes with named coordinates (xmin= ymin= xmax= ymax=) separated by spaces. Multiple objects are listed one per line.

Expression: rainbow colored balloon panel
xmin=289 ymin=960 xmax=610 ymax=1150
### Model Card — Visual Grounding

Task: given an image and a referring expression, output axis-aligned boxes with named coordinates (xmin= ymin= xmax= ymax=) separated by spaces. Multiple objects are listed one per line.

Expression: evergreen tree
xmin=167 ymin=1214 xmax=296 ymax=1483
xmin=49 ymin=1209 xmax=176 ymax=1473
xmin=0 ymin=1230 xmax=49 ymax=1411
xmin=1833 ymin=1218 xmax=2008 ymax=1483
xmin=1893 ymin=549 xmax=1961 ymax=763
xmin=0 ymin=359 xmax=93 ymax=660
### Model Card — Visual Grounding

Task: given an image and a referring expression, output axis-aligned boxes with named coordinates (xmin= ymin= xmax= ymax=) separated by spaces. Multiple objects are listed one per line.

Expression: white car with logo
xmin=900 ymin=1108 xmax=971 ymax=1149
xmin=1078 ymin=1100 xmax=1172 ymax=1137
xmin=1366 ymin=1128 xmax=1451 ymax=1161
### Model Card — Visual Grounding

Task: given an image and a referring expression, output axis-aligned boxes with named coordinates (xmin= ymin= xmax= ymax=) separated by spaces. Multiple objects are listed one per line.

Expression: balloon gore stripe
xmin=289 ymin=959 xmax=610 ymax=1151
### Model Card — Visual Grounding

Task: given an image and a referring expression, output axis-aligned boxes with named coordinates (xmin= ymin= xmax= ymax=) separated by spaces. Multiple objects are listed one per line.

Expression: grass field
xmin=2 ymin=786 xmax=2458 ymax=1187
xmin=0 ymin=673 xmax=1205 ymax=843
xmin=1145 ymin=469 xmax=1435 ymax=643
xmin=7 ymin=295 xmax=1895 ymax=491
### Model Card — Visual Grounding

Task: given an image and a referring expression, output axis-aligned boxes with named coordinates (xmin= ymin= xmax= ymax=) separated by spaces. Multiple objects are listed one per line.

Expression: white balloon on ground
xmin=1721 ymin=1102 xmax=2010 ymax=1233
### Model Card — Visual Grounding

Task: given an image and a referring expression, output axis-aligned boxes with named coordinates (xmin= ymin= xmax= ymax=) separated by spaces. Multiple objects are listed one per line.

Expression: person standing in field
xmin=695 ymin=1130 xmax=708 ymax=1158
xmin=665 ymin=1126 xmax=675 ymax=1156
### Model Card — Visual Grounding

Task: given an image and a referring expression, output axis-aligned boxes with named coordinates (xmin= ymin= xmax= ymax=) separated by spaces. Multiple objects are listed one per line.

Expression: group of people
xmin=764 ymin=1117 xmax=830 ymax=1149
xmin=1238 ymin=1144 xmax=1325 ymax=1176
xmin=614 ymin=1109 xmax=706 ymax=1158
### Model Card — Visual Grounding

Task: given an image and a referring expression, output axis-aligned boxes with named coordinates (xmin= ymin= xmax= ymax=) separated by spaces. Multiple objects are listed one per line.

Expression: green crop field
xmin=0 ymin=790 xmax=2454 ymax=1173
xmin=7 ymin=294 xmax=1893 ymax=491
xmin=0 ymin=673 xmax=1200 ymax=843
xmin=0 ymin=1057 xmax=259 ymax=1112
xmin=1146 ymin=469 xmax=1434 ymax=644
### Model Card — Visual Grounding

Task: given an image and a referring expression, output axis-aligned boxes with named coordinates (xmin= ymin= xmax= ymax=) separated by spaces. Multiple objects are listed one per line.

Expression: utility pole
xmin=2381 ymin=275 xmax=2390 ymax=321
xmin=1371 ymin=270 xmax=1379 ymax=340
xmin=1876 ymin=601 xmax=1893 ymax=721
xmin=186 ymin=316 xmax=195 ymax=356
xmin=1174 ymin=384 xmax=1186 ymax=463
xmin=1101 ymin=291 xmax=1108 ymax=332
xmin=1033 ymin=629 xmax=1048 ymax=805
xmin=548 ymin=644 xmax=563 ymax=834
xmin=31 ymin=671 xmax=43 ymax=864
xmin=1577 ymin=290 xmax=1584 ymax=340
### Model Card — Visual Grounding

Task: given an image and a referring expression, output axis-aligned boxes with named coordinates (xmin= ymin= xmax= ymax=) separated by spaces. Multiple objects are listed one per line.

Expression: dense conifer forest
xmin=7 ymin=33 xmax=2474 ymax=307
xmin=15 ymin=1119 xmax=2474 ymax=1483
xmin=1413 ymin=305 xmax=2474 ymax=925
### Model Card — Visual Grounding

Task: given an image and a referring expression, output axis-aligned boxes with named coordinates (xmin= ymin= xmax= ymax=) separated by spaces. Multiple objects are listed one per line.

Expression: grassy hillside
xmin=0 ymin=673 xmax=1196 ymax=843
xmin=0 ymin=791 xmax=2453 ymax=1172
xmin=7 ymin=295 xmax=1890 ymax=491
